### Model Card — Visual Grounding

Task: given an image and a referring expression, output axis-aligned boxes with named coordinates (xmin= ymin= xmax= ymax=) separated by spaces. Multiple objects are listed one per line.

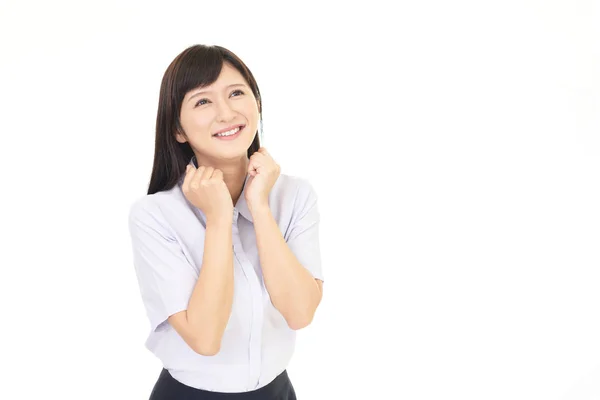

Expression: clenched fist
xmin=182 ymin=164 xmax=233 ymax=220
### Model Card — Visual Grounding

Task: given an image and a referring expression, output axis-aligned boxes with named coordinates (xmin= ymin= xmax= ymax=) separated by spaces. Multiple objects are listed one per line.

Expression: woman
xmin=128 ymin=44 xmax=325 ymax=399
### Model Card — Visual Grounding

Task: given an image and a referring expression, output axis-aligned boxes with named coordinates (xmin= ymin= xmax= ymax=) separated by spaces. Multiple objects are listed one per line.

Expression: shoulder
xmin=271 ymin=173 xmax=318 ymax=215
xmin=128 ymin=190 xmax=166 ymax=222
xmin=127 ymin=193 xmax=168 ymax=240
xmin=128 ymin=185 xmax=190 ymax=232
xmin=274 ymin=173 xmax=316 ymax=196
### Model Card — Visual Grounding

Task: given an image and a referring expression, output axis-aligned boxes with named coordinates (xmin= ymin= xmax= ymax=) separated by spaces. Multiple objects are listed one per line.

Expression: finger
xmin=191 ymin=165 xmax=206 ymax=188
xmin=201 ymin=166 xmax=214 ymax=183
xmin=182 ymin=163 xmax=196 ymax=191
xmin=248 ymin=159 xmax=259 ymax=174
xmin=249 ymin=161 xmax=263 ymax=175
xmin=212 ymin=168 xmax=223 ymax=181
xmin=250 ymin=152 xmax=265 ymax=162
xmin=251 ymin=153 xmax=273 ymax=169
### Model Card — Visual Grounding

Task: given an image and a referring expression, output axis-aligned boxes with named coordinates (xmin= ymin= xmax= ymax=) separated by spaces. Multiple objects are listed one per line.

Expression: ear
xmin=175 ymin=130 xmax=187 ymax=144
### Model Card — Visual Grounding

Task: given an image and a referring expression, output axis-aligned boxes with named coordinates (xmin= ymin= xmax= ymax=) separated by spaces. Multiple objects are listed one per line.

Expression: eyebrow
xmin=188 ymin=83 xmax=248 ymax=102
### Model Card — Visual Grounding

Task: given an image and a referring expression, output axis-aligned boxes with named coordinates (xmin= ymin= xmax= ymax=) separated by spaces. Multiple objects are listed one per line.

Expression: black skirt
xmin=149 ymin=368 xmax=297 ymax=400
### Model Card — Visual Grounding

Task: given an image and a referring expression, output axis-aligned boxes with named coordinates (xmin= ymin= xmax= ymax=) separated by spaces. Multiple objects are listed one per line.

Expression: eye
xmin=196 ymin=89 xmax=244 ymax=107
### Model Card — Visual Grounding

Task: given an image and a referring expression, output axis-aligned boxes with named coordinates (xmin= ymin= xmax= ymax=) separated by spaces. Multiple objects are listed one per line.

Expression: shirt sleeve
xmin=285 ymin=179 xmax=324 ymax=282
xmin=128 ymin=200 xmax=198 ymax=333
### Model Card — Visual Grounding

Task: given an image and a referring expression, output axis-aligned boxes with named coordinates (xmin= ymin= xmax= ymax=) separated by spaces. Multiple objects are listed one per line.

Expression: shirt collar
xmin=179 ymin=156 xmax=253 ymax=222
xmin=235 ymin=174 xmax=253 ymax=222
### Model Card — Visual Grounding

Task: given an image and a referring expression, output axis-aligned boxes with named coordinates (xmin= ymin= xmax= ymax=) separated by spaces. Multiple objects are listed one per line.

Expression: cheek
xmin=182 ymin=110 xmax=214 ymax=132
xmin=240 ymin=101 xmax=259 ymax=122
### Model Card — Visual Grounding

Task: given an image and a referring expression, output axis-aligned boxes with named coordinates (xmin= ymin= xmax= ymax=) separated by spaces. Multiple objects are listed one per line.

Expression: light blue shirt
xmin=127 ymin=160 xmax=324 ymax=393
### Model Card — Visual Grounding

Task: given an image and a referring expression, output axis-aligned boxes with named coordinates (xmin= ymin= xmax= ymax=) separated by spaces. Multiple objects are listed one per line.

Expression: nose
xmin=215 ymin=97 xmax=236 ymax=122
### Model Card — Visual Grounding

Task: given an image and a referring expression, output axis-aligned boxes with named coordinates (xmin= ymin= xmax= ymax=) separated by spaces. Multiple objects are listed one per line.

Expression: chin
xmin=213 ymin=146 xmax=251 ymax=160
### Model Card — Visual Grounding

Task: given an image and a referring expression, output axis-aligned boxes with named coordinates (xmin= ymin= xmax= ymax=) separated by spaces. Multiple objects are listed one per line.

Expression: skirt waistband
xmin=150 ymin=368 xmax=293 ymax=399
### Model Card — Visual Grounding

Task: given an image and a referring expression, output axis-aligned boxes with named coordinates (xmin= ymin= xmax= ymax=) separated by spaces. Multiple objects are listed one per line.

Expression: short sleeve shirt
xmin=127 ymin=166 xmax=323 ymax=392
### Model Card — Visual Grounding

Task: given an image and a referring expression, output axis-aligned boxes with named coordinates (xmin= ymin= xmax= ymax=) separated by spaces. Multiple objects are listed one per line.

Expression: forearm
xmin=252 ymin=206 xmax=321 ymax=329
xmin=186 ymin=214 xmax=234 ymax=353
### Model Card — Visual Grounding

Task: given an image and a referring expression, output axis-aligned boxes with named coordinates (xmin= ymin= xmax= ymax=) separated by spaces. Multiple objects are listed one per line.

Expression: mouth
xmin=213 ymin=124 xmax=245 ymax=140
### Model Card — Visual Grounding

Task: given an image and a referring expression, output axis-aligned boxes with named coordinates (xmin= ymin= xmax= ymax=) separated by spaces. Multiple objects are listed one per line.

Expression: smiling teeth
xmin=215 ymin=127 xmax=240 ymax=137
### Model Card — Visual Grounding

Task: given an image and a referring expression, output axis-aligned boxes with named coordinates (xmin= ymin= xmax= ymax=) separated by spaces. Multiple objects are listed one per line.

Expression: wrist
xmin=249 ymin=203 xmax=270 ymax=217
xmin=206 ymin=211 xmax=233 ymax=225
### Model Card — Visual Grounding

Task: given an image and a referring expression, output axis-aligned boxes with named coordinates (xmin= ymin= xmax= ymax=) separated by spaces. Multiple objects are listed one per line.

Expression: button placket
xmin=231 ymin=221 xmax=263 ymax=388
xmin=233 ymin=220 xmax=264 ymax=388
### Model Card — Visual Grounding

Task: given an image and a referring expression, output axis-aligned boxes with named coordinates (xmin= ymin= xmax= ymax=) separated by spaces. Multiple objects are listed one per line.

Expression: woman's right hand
xmin=182 ymin=164 xmax=233 ymax=220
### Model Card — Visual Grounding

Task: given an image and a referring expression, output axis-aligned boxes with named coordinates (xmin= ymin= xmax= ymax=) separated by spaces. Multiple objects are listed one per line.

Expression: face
xmin=176 ymin=62 xmax=259 ymax=163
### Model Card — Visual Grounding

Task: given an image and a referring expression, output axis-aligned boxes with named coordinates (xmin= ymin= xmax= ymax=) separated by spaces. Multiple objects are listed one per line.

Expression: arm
xmin=252 ymin=205 xmax=323 ymax=330
xmin=169 ymin=214 xmax=234 ymax=356
xmin=128 ymin=201 xmax=234 ymax=357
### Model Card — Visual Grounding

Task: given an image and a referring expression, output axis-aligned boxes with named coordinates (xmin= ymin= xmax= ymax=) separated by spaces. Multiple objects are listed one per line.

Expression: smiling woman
xmin=175 ymin=63 xmax=260 ymax=162
xmin=127 ymin=44 xmax=325 ymax=400
xmin=147 ymin=45 xmax=263 ymax=196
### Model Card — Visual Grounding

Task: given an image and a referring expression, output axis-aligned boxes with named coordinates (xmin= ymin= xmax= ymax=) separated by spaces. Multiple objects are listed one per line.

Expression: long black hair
xmin=147 ymin=45 xmax=262 ymax=195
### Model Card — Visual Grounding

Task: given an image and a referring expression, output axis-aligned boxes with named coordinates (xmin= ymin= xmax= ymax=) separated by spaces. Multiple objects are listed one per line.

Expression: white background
xmin=1 ymin=1 xmax=599 ymax=399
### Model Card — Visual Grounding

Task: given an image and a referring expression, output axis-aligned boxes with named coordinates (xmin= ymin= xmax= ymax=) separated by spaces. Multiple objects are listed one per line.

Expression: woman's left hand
xmin=245 ymin=147 xmax=281 ymax=211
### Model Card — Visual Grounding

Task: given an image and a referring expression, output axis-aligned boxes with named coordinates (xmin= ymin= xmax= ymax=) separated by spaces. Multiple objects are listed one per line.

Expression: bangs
xmin=173 ymin=46 xmax=224 ymax=103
